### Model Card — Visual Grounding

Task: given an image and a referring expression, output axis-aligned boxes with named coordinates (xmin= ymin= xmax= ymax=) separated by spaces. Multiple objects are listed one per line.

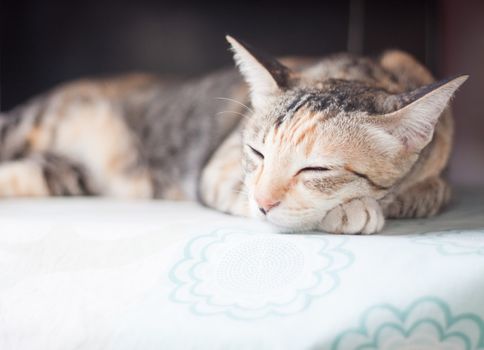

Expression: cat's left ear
xmin=372 ymin=75 xmax=468 ymax=153
xmin=226 ymin=35 xmax=292 ymax=110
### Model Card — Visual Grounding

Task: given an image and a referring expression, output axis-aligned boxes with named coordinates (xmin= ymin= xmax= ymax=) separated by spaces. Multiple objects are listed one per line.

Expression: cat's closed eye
xmin=297 ymin=167 xmax=330 ymax=175
xmin=247 ymin=145 xmax=264 ymax=159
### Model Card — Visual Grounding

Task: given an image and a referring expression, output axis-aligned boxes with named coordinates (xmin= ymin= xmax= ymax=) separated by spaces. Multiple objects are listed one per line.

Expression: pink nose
xmin=255 ymin=195 xmax=281 ymax=215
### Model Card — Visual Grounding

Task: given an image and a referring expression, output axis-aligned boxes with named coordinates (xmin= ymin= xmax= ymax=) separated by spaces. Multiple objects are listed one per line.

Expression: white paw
xmin=319 ymin=197 xmax=385 ymax=235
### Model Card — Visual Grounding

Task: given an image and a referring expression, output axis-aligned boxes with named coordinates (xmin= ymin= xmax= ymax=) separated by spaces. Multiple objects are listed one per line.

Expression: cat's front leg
xmin=199 ymin=128 xmax=250 ymax=217
xmin=319 ymin=197 xmax=385 ymax=234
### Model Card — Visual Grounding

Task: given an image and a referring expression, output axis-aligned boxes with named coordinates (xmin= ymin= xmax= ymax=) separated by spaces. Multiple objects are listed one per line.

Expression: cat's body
xmin=0 ymin=37 xmax=466 ymax=234
xmin=0 ymin=70 xmax=243 ymax=200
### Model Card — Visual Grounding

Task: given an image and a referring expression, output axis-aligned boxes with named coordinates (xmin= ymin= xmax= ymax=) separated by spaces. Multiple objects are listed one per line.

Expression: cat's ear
xmin=373 ymin=75 xmax=468 ymax=153
xmin=226 ymin=35 xmax=291 ymax=110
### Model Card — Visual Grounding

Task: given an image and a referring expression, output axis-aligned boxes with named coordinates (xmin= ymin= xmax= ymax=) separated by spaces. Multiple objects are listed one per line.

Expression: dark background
xmin=1 ymin=0 xmax=483 ymax=185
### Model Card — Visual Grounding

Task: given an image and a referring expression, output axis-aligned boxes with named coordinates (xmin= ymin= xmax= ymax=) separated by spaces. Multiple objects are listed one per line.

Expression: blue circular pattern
xmin=168 ymin=228 xmax=354 ymax=320
xmin=331 ymin=297 xmax=484 ymax=350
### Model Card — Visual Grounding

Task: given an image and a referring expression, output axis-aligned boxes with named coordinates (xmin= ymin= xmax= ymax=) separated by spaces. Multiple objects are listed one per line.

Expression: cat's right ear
xmin=372 ymin=75 xmax=468 ymax=154
xmin=226 ymin=35 xmax=291 ymax=110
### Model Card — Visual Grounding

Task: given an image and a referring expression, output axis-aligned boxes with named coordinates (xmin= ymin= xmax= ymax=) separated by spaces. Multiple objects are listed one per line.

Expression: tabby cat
xmin=0 ymin=36 xmax=467 ymax=234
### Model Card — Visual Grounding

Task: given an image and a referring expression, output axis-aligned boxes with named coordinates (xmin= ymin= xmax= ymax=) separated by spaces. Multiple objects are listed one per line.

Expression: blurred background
xmin=1 ymin=0 xmax=483 ymax=186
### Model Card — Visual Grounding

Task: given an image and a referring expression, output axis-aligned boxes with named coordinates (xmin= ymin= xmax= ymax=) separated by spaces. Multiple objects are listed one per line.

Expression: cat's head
xmin=227 ymin=36 xmax=467 ymax=231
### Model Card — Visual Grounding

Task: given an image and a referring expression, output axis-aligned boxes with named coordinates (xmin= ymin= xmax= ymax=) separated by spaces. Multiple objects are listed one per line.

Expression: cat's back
xmin=30 ymin=68 xmax=246 ymax=151
xmin=301 ymin=50 xmax=435 ymax=93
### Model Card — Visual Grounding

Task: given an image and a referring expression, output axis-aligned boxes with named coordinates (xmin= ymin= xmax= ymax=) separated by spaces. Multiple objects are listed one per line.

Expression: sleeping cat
xmin=0 ymin=36 xmax=467 ymax=234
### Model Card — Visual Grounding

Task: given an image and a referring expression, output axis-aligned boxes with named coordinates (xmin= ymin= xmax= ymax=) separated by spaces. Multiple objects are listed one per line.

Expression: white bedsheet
xmin=1 ymin=188 xmax=483 ymax=350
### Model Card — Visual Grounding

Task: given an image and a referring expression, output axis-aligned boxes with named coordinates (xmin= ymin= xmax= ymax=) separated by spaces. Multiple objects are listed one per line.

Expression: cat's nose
xmin=256 ymin=196 xmax=281 ymax=215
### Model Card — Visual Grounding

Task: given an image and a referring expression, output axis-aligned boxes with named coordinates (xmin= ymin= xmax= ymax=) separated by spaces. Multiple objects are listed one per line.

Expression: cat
xmin=0 ymin=36 xmax=467 ymax=234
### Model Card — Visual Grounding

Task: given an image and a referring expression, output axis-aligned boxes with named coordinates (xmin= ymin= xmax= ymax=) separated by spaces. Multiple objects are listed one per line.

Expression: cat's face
xmin=241 ymin=89 xmax=401 ymax=230
xmin=227 ymin=36 xmax=466 ymax=231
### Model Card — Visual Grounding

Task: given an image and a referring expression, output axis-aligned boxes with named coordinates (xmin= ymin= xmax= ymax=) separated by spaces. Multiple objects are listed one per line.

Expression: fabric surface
xmin=1 ymin=188 xmax=483 ymax=350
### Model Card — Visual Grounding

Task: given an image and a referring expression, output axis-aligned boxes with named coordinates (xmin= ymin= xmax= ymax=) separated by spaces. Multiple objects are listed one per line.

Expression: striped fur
xmin=0 ymin=37 xmax=467 ymax=234
xmin=219 ymin=36 xmax=466 ymax=233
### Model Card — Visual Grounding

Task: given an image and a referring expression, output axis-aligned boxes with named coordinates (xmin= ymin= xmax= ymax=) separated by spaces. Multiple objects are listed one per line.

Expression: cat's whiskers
xmin=215 ymin=97 xmax=253 ymax=113
xmin=216 ymin=110 xmax=250 ymax=121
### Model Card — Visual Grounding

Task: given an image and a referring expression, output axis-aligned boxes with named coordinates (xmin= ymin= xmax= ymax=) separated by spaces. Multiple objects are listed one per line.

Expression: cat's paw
xmin=319 ymin=197 xmax=385 ymax=234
